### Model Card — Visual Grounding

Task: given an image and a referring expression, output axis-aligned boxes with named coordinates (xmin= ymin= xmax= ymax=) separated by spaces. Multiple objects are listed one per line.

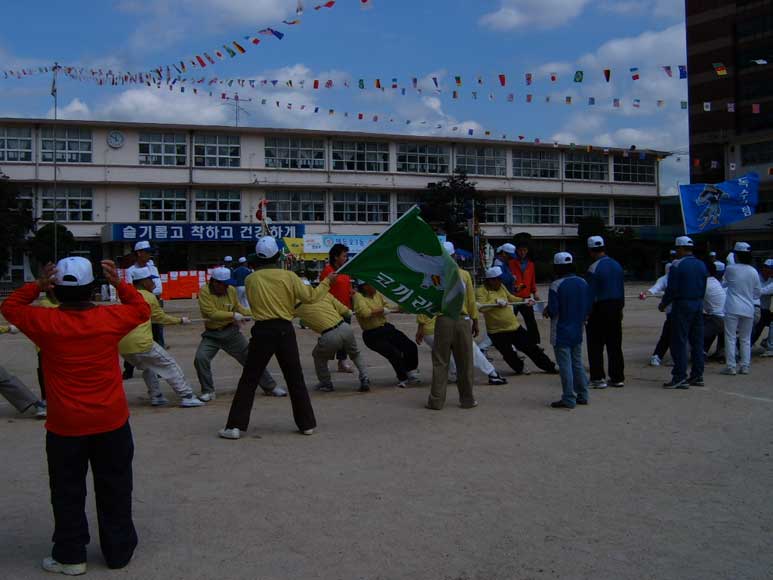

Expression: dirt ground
xmin=1 ymin=284 xmax=772 ymax=580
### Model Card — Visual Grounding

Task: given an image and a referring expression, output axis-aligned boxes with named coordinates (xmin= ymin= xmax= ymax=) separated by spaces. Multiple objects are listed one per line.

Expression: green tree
xmin=28 ymin=223 xmax=77 ymax=267
xmin=418 ymin=170 xmax=485 ymax=250
xmin=0 ymin=178 xmax=34 ymax=277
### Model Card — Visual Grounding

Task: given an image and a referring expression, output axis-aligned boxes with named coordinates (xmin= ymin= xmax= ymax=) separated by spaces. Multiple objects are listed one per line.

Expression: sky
xmin=0 ymin=0 xmax=689 ymax=192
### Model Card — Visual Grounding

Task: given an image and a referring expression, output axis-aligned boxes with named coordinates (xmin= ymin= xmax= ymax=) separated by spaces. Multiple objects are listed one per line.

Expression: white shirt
xmin=723 ymin=264 xmax=761 ymax=318
xmin=703 ymin=277 xmax=726 ymax=317
xmin=760 ymin=275 xmax=773 ymax=311
xmin=126 ymin=262 xmax=163 ymax=296
xmin=648 ymin=274 xmax=671 ymax=314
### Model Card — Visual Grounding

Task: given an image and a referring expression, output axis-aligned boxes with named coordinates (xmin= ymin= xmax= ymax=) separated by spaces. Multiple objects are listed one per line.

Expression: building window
xmin=483 ymin=196 xmax=507 ymax=223
xmin=455 ymin=146 xmax=506 ymax=176
xmin=332 ymin=192 xmax=390 ymax=222
xmin=396 ymin=143 xmax=450 ymax=174
xmin=613 ymin=155 xmax=656 ymax=183
xmin=194 ymin=190 xmax=241 ymax=222
xmin=614 ymin=199 xmax=656 ymax=226
xmin=512 ymin=149 xmax=560 ymax=179
xmin=741 ymin=141 xmax=773 ymax=166
xmin=41 ymin=127 xmax=92 ymax=163
xmin=41 ymin=187 xmax=93 ymax=221
xmin=266 ymin=191 xmax=326 ymax=222
xmin=564 ymin=152 xmax=609 ymax=181
xmin=0 ymin=127 xmax=33 ymax=162
xmin=139 ymin=190 xmax=187 ymax=222
xmin=396 ymin=193 xmax=420 ymax=217
xmin=265 ymin=137 xmax=326 ymax=170
xmin=139 ymin=133 xmax=187 ymax=166
xmin=193 ymin=134 xmax=240 ymax=167
xmin=332 ymin=141 xmax=389 ymax=172
xmin=512 ymin=196 xmax=561 ymax=224
xmin=564 ymin=198 xmax=609 ymax=224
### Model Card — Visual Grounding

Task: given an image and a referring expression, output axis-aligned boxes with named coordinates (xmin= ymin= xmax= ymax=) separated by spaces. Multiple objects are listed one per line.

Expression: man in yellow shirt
xmin=477 ymin=266 xmax=557 ymax=375
xmin=353 ymin=282 xmax=419 ymax=388
xmin=424 ymin=242 xmax=479 ymax=410
xmin=1 ymin=325 xmax=47 ymax=417
xmin=119 ymin=268 xmax=205 ymax=408
xmin=194 ymin=267 xmax=286 ymax=402
xmin=296 ymin=294 xmax=369 ymax=392
xmin=220 ymin=236 xmax=336 ymax=440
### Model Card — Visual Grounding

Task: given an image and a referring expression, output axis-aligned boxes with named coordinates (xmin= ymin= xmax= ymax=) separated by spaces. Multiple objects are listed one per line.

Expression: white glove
xmin=180 ymin=317 xmax=191 ymax=325
xmin=234 ymin=313 xmax=246 ymax=322
xmin=496 ymin=298 xmax=508 ymax=307
xmin=9 ymin=325 xmax=20 ymax=334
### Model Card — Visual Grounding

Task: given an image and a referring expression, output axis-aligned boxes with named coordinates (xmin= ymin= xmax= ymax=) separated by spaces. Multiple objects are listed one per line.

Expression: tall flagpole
xmin=51 ymin=62 xmax=60 ymax=261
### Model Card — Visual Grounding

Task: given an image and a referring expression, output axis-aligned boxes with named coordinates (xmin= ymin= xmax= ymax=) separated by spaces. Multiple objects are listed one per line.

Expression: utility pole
xmin=51 ymin=62 xmax=61 ymax=261
xmin=220 ymin=94 xmax=252 ymax=127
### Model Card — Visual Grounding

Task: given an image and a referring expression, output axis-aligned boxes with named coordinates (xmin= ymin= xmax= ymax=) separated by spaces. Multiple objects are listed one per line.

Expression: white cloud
xmin=48 ymin=98 xmax=93 ymax=120
xmin=479 ymin=0 xmax=591 ymax=30
xmin=598 ymin=0 xmax=684 ymax=21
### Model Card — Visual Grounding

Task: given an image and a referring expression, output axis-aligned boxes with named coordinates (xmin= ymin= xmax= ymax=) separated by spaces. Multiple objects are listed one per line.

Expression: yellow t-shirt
xmin=198 ymin=284 xmax=251 ymax=331
xmin=295 ymin=294 xmax=350 ymax=335
xmin=245 ymin=267 xmax=331 ymax=321
xmin=475 ymin=285 xmax=523 ymax=335
xmin=416 ymin=314 xmax=437 ymax=335
xmin=119 ymin=288 xmax=179 ymax=355
xmin=353 ymin=292 xmax=391 ymax=331
xmin=458 ymin=268 xmax=479 ymax=320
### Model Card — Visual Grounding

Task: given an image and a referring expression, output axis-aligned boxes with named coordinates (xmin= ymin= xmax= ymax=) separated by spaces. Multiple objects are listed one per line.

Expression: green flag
xmin=574 ymin=70 xmax=584 ymax=83
xmin=338 ymin=206 xmax=465 ymax=319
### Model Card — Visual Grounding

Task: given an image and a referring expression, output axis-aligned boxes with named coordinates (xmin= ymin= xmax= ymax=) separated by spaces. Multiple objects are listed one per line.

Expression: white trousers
xmin=424 ymin=334 xmax=495 ymax=378
xmin=724 ymin=314 xmax=753 ymax=370
xmin=236 ymin=286 xmax=249 ymax=309
xmin=123 ymin=342 xmax=193 ymax=400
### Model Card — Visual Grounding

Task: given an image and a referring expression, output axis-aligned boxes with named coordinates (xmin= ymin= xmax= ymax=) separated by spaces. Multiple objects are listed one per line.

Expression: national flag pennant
xmin=392 ymin=78 xmax=398 ymax=89
xmin=498 ymin=74 xmax=506 ymax=87
xmin=471 ymin=91 xmax=478 ymax=100
xmin=468 ymin=129 xmax=474 ymax=136
xmin=196 ymin=55 xmax=207 ymax=68
xmin=574 ymin=70 xmax=584 ymax=83
xmin=525 ymin=73 xmax=533 ymax=85
xmin=603 ymin=69 xmax=611 ymax=82
xmin=526 ymin=94 xmax=533 ymax=103
xmin=455 ymin=75 xmax=462 ymax=87
xmin=375 ymin=79 xmax=382 ymax=89
xmin=588 ymin=97 xmax=595 ymax=105
xmin=259 ymin=28 xmax=285 ymax=40
xmin=205 ymin=53 xmax=215 ymax=64
xmin=507 ymin=93 xmax=514 ymax=102
xmin=678 ymin=65 xmax=687 ymax=79
xmin=565 ymin=96 xmax=572 ymax=104
xmin=232 ymin=41 xmax=246 ymax=54
xmin=313 ymin=79 xmax=319 ymax=89
xmin=411 ymin=77 xmax=418 ymax=89
xmin=550 ymin=72 xmax=557 ymax=82
xmin=633 ymin=98 xmax=641 ymax=108
xmin=283 ymin=19 xmax=301 ymax=25
xmin=477 ymin=75 xmax=484 ymax=85
xmin=223 ymin=45 xmax=237 ymax=57
xmin=681 ymin=101 xmax=688 ymax=109
xmin=358 ymin=79 xmax=365 ymax=89
xmin=630 ymin=67 xmax=640 ymax=81
xmin=358 ymin=113 xmax=363 ymax=120
xmin=712 ymin=62 xmax=727 ymax=76
xmin=452 ymin=90 xmax=458 ymax=99
xmin=325 ymin=79 xmax=333 ymax=88
xmin=613 ymin=98 xmax=621 ymax=108
xmin=657 ymin=100 xmax=665 ymax=108
xmin=314 ymin=1 xmax=336 ymax=9
xmin=431 ymin=77 xmax=439 ymax=88
xmin=662 ymin=66 xmax=672 ymax=77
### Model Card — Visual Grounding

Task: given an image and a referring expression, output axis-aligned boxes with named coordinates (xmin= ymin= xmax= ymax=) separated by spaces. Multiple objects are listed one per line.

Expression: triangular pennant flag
xmin=498 ymin=74 xmax=506 ymax=87
xmin=574 ymin=70 xmax=584 ymax=82
xmin=662 ymin=66 xmax=672 ymax=77
xmin=603 ymin=69 xmax=611 ymax=82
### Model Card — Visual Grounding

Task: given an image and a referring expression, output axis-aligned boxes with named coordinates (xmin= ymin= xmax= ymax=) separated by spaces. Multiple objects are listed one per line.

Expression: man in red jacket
xmin=1 ymin=257 xmax=150 ymax=576
xmin=510 ymin=241 xmax=542 ymax=344
xmin=319 ymin=243 xmax=354 ymax=373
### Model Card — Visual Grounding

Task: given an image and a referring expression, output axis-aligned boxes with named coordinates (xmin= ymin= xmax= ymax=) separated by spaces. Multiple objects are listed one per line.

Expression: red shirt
xmin=509 ymin=257 xmax=538 ymax=299
xmin=1 ymin=282 xmax=150 ymax=436
xmin=320 ymin=264 xmax=352 ymax=309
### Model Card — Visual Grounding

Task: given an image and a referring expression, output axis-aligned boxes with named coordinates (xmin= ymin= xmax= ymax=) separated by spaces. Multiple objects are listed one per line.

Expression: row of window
xmin=28 ymin=188 xmax=656 ymax=226
xmin=0 ymin=127 xmax=657 ymax=182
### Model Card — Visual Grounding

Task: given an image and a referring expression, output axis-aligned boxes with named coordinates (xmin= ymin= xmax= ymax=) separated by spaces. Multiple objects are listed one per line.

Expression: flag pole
xmin=51 ymin=62 xmax=60 ymax=261
xmin=676 ymin=180 xmax=688 ymax=235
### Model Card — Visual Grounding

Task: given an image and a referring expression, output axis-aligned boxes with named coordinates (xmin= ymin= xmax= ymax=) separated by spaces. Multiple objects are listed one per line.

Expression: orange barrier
xmin=118 ymin=269 xmax=210 ymax=300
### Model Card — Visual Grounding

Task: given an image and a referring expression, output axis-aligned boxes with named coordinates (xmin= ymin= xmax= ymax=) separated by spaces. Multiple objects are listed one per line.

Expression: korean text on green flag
xmin=337 ymin=206 xmax=465 ymax=319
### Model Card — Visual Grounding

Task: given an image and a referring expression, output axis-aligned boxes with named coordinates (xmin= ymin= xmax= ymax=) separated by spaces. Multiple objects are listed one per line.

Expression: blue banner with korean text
xmin=104 ymin=223 xmax=305 ymax=243
xmin=678 ymin=173 xmax=759 ymax=235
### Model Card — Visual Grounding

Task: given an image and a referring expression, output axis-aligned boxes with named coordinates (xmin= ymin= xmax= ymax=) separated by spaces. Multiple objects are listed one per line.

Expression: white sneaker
xmin=590 ymin=380 xmax=608 ymax=389
xmin=762 ymin=350 xmax=773 ymax=358
xmin=396 ymin=381 xmax=407 ymax=388
xmin=264 ymin=386 xmax=288 ymax=397
xmin=302 ymin=429 xmax=314 ymax=436
xmin=199 ymin=392 xmax=216 ymax=402
xmin=405 ymin=371 xmax=421 ymax=385
xmin=42 ymin=557 xmax=87 ymax=576
xmin=180 ymin=396 xmax=205 ymax=407
xmin=35 ymin=403 xmax=47 ymax=419
xmin=218 ymin=428 xmax=240 ymax=440
xmin=649 ymin=355 xmax=662 ymax=367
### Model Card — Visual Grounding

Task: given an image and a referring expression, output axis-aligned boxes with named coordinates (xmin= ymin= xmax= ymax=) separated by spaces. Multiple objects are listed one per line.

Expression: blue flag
xmin=678 ymin=173 xmax=759 ymax=234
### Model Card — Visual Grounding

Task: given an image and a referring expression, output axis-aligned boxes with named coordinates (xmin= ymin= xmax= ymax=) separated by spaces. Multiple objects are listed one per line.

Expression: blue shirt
xmin=587 ymin=255 xmax=625 ymax=303
xmin=493 ymin=257 xmax=516 ymax=293
xmin=548 ymin=274 xmax=592 ymax=347
xmin=232 ymin=266 xmax=252 ymax=287
xmin=662 ymin=255 xmax=708 ymax=306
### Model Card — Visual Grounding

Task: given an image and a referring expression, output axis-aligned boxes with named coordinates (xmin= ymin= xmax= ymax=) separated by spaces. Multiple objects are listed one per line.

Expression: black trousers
xmin=586 ymin=300 xmax=625 ymax=383
xmin=490 ymin=327 xmax=556 ymax=374
xmin=362 ymin=323 xmax=418 ymax=381
xmin=37 ymin=352 xmax=47 ymax=401
xmin=703 ymin=314 xmax=724 ymax=354
xmin=46 ymin=422 xmax=137 ymax=568
xmin=653 ymin=315 xmax=672 ymax=358
xmin=515 ymin=303 xmax=541 ymax=344
xmin=226 ymin=319 xmax=316 ymax=432
xmin=751 ymin=309 xmax=772 ymax=346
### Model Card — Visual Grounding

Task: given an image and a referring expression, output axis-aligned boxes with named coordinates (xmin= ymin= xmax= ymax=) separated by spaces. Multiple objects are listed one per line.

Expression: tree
xmin=28 ymin=223 xmax=77 ymax=267
xmin=0 ymin=178 xmax=34 ymax=277
xmin=418 ymin=170 xmax=485 ymax=250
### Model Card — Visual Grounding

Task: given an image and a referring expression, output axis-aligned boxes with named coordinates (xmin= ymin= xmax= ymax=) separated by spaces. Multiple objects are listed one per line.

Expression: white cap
xmin=587 ymin=235 xmax=605 ymax=249
xmin=669 ymin=249 xmax=677 ymax=256
xmin=210 ymin=267 xmax=234 ymax=283
xmin=709 ymin=251 xmax=717 ymax=257
xmin=134 ymin=240 xmax=151 ymax=252
xmin=443 ymin=241 xmax=456 ymax=256
xmin=553 ymin=252 xmax=573 ymax=265
xmin=238 ymin=257 xmax=247 ymax=264
xmin=497 ymin=243 xmax=516 ymax=255
xmin=255 ymin=236 xmax=279 ymax=258
xmin=714 ymin=261 xmax=726 ymax=272
xmin=485 ymin=266 xmax=503 ymax=279
xmin=54 ymin=257 xmax=95 ymax=287
xmin=726 ymin=252 xmax=735 ymax=265
xmin=129 ymin=267 xmax=158 ymax=282
xmin=224 ymin=256 xmax=234 ymax=262
xmin=675 ymin=236 xmax=694 ymax=247
xmin=734 ymin=241 xmax=751 ymax=252
xmin=764 ymin=259 xmax=773 ymax=268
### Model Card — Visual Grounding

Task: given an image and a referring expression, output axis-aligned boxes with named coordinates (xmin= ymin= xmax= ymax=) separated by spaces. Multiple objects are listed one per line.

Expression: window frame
xmin=265 ymin=191 xmax=326 ymax=222
xmin=139 ymin=189 xmax=188 ymax=222
xmin=512 ymin=196 xmax=561 ymax=225
xmin=193 ymin=134 xmax=241 ymax=168
xmin=264 ymin=137 xmax=326 ymax=170
xmin=332 ymin=191 xmax=390 ymax=223
xmin=564 ymin=152 xmax=609 ymax=181
xmin=512 ymin=149 xmax=560 ymax=179
xmin=0 ymin=126 xmax=33 ymax=162
xmin=40 ymin=127 xmax=92 ymax=163
xmin=194 ymin=190 xmax=242 ymax=222
xmin=454 ymin=146 xmax=506 ymax=177
xmin=332 ymin=140 xmax=390 ymax=172
xmin=613 ymin=155 xmax=656 ymax=184
xmin=139 ymin=133 xmax=188 ymax=166
xmin=396 ymin=143 xmax=450 ymax=174
xmin=564 ymin=197 xmax=610 ymax=225
xmin=482 ymin=196 xmax=507 ymax=223
xmin=40 ymin=187 xmax=94 ymax=222
xmin=613 ymin=199 xmax=657 ymax=226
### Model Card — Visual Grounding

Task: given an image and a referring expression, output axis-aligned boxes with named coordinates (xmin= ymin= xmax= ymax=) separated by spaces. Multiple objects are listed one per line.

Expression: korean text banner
xmin=103 ymin=223 xmax=305 ymax=243
xmin=337 ymin=206 xmax=464 ymax=319
xmin=678 ymin=173 xmax=759 ymax=235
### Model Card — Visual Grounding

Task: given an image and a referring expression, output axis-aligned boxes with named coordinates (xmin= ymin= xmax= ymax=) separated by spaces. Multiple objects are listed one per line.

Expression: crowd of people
xmin=1 ymin=233 xmax=772 ymax=575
